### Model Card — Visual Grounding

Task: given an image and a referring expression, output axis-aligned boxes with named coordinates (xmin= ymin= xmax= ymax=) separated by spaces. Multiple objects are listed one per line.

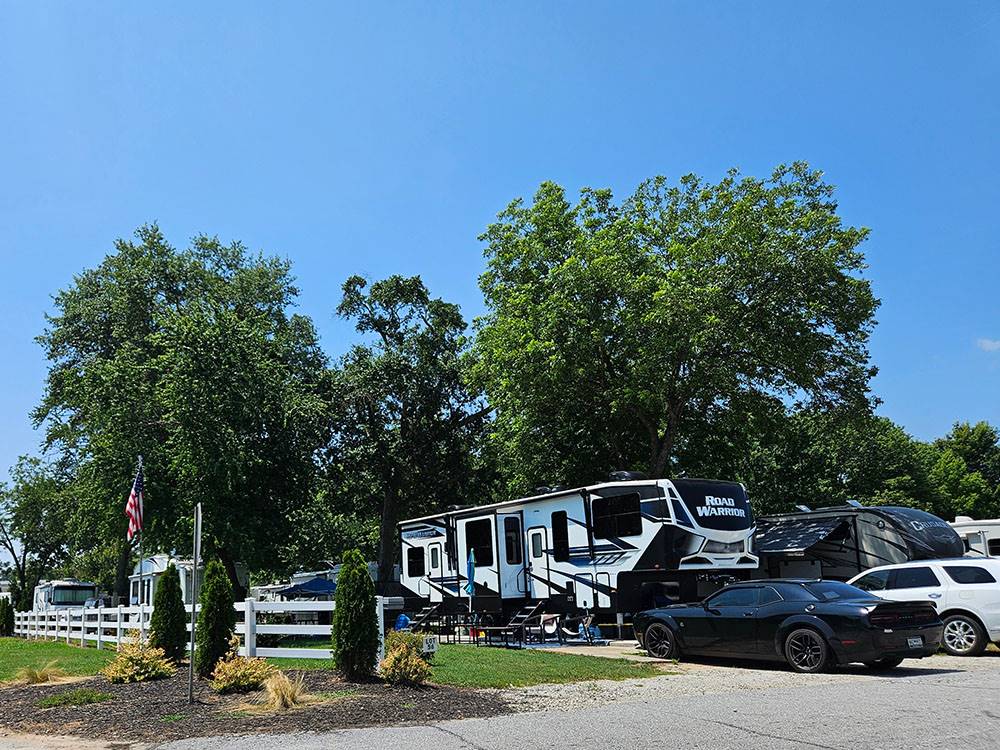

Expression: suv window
xmin=944 ymin=566 xmax=997 ymax=585
xmin=888 ymin=567 xmax=940 ymax=590
xmin=853 ymin=570 xmax=890 ymax=592
xmin=708 ymin=587 xmax=758 ymax=608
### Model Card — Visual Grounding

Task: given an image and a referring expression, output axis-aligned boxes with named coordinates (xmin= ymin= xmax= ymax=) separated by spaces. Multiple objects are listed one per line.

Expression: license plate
xmin=907 ymin=637 xmax=922 ymax=649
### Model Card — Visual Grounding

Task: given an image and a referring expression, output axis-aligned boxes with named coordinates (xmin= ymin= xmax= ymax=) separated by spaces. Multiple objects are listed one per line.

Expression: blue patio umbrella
xmin=463 ymin=549 xmax=476 ymax=599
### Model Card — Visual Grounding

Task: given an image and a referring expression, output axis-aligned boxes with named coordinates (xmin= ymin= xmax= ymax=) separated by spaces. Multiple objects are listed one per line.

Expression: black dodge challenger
xmin=634 ymin=579 xmax=943 ymax=673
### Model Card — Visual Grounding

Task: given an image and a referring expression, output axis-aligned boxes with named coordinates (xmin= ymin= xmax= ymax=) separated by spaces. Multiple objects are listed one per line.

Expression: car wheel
xmin=643 ymin=622 xmax=678 ymax=660
xmin=942 ymin=614 xmax=987 ymax=656
xmin=863 ymin=657 xmax=904 ymax=671
xmin=784 ymin=628 xmax=830 ymax=673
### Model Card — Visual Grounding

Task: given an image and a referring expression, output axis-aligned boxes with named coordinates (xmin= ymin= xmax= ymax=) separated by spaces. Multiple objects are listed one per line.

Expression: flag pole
xmin=137 ymin=455 xmax=145 ymax=641
xmin=188 ymin=502 xmax=202 ymax=705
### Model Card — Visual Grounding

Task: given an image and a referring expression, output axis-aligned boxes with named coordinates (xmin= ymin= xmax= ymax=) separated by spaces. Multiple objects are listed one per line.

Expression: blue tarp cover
xmin=277 ymin=577 xmax=336 ymax=598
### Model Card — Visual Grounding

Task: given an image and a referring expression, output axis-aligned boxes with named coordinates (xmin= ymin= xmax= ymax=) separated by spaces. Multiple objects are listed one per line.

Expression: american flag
xmin=125 ymin=465 xmax=144 ymax=542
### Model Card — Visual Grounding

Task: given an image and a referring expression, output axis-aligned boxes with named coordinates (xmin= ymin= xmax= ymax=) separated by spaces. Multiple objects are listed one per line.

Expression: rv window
xmin=888 ymin=567 xmax=940 ymax=590
xmin=406 ymin=547 xmax=426 ymax=577
xmin=430 ymin=546 xmax=440 ymax=570
xmin=552 ymin=511 xmax=570 ymax=562
xmin=853 ymin=570 xmax=890 ymax=592
xmin=990 ymin=539 xmax=1000 ymax=556
xmin=944 ymin=566 xmax=996 ymax=584
xmin=504 ymin=517 xmax=523 ymax=565
xmin=466 ymin=518 xmax=494 ymax=567
xmin=531 ymin=532 xmax=544 ymax=559
xmin=592 ymin=492 xmax=642 ymax=539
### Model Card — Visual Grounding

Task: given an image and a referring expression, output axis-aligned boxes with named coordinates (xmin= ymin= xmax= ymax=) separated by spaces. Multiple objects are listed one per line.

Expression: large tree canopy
xmin=330 ymin=275 xmax=492 ymax=586
xmin=474 ymin=164 xmax=879 ymax=492
xmin=33 ymin=225 xmax=331 ymax=594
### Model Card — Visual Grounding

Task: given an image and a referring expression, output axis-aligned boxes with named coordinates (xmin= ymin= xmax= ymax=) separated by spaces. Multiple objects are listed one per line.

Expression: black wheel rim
xmin=788 ymin=631 xmax=824 ymax=670
xmin=646 ymin=625 xmax=673 ymax=658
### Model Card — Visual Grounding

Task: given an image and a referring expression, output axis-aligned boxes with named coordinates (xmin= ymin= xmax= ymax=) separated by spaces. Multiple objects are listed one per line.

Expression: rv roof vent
xmin=446 ymin=504 xmax=471 ymax=512
xmin=795 ymin=504 xmax=813 ymax=512
xmin=533 ymin=486 xmax=554 ymax=494
xmin=609 ymin=470 xmax=647 ymax=482
xmin=846 ymin=499 xmax=864 ymax=508
xmin=955 ymin=515 xmax=974 ymax=523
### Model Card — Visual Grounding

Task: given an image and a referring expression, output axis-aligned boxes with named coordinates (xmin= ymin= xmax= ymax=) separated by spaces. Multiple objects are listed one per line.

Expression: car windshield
xmin=805 ymin=581 xmax=872 ymax=601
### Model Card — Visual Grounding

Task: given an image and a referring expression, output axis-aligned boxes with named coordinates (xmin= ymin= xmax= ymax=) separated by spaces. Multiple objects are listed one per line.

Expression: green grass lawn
xmin=1 ymin=637 xmax=659 ymax=690
xmin=0 ymin=637 xmax=114 ymax=682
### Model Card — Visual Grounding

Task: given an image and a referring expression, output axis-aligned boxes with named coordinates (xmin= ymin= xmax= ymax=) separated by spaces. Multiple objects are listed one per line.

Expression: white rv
xmin=129 ymin=554 xmax=250 ymax=605
xmin=951 ymin=516 xmax=1000 ymax=557
xmin=33 ymin=579 xmax=99 ymax=611
xmin=398 ymin=475 xmax=758 ymax=617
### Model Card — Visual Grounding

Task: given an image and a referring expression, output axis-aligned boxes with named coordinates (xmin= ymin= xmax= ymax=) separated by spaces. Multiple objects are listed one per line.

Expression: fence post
xmin=244 ymin=598 xmax=256 ymax=658
xmin=79 ymin=608 xmax=85 ymax=647
xmin=116 ymin=605 xmax=124 ymax=647
xmin=97 ymin=606 xmax=103 ymax=650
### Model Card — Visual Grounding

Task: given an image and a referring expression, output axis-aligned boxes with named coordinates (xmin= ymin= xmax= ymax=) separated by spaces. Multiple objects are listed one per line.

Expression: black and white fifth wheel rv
xmin=754 ymin=504 xmax=965 ymax=582
xmin=399 ymin=475 xmax=758 ymax=617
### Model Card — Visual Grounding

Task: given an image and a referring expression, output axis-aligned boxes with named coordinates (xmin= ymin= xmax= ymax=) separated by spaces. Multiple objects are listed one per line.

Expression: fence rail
xmin=13 ymin=598 xmax=386 ymax=661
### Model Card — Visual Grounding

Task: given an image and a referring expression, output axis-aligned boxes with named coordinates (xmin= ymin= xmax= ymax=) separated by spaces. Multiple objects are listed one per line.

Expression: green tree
xmin=332 ymin=275 xmax=492 ymax=585
xmin=33 ymin=225 xmax=331 ymax=595
xmin=474 ymin=165 xmax=879 ymax=492
xmin=0 ymin=597 xmax=14 ymax=636
xmin=195 ymin=560 xmax=235 ymax=677
xmin=149 ymin=563 xmax=187 ymax=662
xmin=332 ymin=548 xmax=379 ymax=680
xmin=0 ymin=457 xmax=71 ymax=611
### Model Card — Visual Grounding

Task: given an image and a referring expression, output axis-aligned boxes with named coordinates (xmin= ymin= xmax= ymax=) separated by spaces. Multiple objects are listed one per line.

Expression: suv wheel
xmin=643 ymin=622 xmax=678 ymax=660
xmin=942 ymin=614 xmax=987 ymax=656
xmin=784 ymin=628 xmax=830 ymax=673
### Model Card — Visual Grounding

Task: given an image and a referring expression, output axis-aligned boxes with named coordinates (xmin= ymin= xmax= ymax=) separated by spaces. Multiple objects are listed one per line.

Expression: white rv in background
xmin=33 ymin=579 xmax=99 ymax=610
xmin=399 ymin=474 xmax=758 ymax=617
xmin=951 ymin=517 xmax=1000 ymax=557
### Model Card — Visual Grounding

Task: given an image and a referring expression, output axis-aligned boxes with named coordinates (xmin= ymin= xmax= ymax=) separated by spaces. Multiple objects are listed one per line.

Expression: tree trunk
xmin=218 ymin=547 xmax=246 ymax=601
xmin=114 ymin=541 xmax=132 ymax=604
xmin=377 ymin=483 xmax=400 ymax=596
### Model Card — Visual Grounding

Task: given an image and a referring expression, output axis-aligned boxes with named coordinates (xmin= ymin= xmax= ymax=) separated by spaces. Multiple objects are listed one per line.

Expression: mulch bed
xmin=0 ymin=669 xmax=513 ymax=742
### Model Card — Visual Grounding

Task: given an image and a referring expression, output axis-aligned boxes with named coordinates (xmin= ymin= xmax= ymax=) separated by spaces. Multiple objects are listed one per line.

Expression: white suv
xmin=848 ymin=558 xmax=1000 ymax=656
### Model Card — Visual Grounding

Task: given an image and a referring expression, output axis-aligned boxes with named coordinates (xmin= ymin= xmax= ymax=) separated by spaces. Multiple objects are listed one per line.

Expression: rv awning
xmin=277 ymin=577 xmax=337 ymax=598
xmin=755 ymin=517 xmax=846 ymax=554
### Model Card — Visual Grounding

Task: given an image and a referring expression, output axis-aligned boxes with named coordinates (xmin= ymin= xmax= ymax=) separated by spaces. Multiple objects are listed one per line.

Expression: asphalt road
xmin=152 ymin=654 xmax=1000 ymax=750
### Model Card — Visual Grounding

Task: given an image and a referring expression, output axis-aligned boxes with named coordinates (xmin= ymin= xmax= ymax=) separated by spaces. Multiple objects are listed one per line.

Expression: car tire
xmin=643 ymin=622 xmax=678 ymax=660
xmin=942 ymin=614 xmax=988 ymax=656
xmin=863 ymin=657 xmax=904 ymax=671
xmin=783 ymin=628 xmax=830 ymax=673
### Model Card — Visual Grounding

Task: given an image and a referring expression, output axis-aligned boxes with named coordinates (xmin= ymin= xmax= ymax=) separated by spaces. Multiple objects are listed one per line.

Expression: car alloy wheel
xmin=942 ymin=615 xmax=986 ymax=656
xmin=644 ymin=623 xmax=676 ymax=660
xmin=784 ymin=628 xmax=829 ymax=673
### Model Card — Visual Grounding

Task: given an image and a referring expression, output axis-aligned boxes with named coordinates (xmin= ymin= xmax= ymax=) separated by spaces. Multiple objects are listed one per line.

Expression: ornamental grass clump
xmin=15 ymin=661 xmax=68 ymax=685
xmin=210 ymin=636 xmax=277 ymax=694
xmin=262 ymin=671 xmax=309 ymax=710
xmin=101 ymin=641 xmax=176 ymax=684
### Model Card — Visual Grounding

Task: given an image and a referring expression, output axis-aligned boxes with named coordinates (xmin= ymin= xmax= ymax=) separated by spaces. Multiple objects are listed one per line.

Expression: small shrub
xmin=0 ymin=598 xmax=14 ymax=636
xmin=196 ymin=559 xmax=236 ymax=678
xmin=101 ymin=641 xmax=176 ymax=684
xmin=150 ymin=562 xmax=188 ymax=663
xmin=262 ymin=671 xmax=309 ymax=710
xmin=211 ymin=636 xmax=277 ymax=694
xmin=332 ymin=548 xmax=379 ymax=681
xmin=15 ymin=661 xmax=68 ymax=684
xmin=380 ymin=643 xmax=431 ymax=685
xmin=385 ymin=630 xmax=426 ymax=656
xmin=37 ymin=688 xmax=113 ymax=708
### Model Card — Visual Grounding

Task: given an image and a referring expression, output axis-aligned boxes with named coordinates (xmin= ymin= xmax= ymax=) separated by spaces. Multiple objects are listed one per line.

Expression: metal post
xmin=97 ymin=606 xmax=103 ymax=650
xmin=188 ymin=503 xmax=202 ymax=704
xmin=244 ymin=598 xmax=256 ymax=658
xmin=117 ymin=604 xmax=123 ymax=647
xmin=376 ymin=596 xmax=385 ymax=664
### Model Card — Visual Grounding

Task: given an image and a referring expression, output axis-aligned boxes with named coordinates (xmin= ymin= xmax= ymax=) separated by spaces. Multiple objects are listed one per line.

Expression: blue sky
xmin=0 ymin=1 xmax=997 ymax=484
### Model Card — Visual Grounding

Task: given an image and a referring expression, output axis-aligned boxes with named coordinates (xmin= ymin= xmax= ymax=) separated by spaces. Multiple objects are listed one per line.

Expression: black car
xmin=634 ymin=579 xmax=943 ymax=673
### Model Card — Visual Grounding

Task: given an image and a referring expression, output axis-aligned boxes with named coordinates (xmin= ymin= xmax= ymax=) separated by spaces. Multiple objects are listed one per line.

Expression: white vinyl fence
xmin=13 ymin=598 xmax=386 ymax=661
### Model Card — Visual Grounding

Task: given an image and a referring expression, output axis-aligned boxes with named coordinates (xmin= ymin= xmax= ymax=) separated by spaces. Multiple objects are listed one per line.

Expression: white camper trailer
xmin=399 ymin=475 xmax=758 ymax=617
xmin=33 ymin=579 xmax=99 ymax=611
xmin=951 ymin=516 xmax=1000 ymax=557
xmin=129 ymin=554 xmax=250 ymax=605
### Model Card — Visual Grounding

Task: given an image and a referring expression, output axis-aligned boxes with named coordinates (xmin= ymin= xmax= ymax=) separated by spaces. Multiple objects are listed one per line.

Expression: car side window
xmin=853 ymin=570 xmax=890 ymax=592
xmin=944 ymin=566 xmax=997 ymax=585
xmin=708 ymin=587 xmax=758 ymax=608
xmin=888 ymin=567 xmax=940 ymax=590
xmin=758 ymin=586 xmax=782 ymax=606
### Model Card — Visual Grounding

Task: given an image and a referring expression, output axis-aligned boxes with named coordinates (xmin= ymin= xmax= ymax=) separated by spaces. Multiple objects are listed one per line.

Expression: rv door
xmin=527 ymin=527 xmax=551 ymax=599
xmin=497 ymin=512 xmax=527 ymax=599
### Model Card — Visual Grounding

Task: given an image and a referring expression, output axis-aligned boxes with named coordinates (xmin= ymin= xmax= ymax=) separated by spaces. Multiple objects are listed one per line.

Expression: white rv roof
xmin=399 ymin=478 xmax=671 ymax=526
xmin=952 ymin=518 xmax=1000 ymax=528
